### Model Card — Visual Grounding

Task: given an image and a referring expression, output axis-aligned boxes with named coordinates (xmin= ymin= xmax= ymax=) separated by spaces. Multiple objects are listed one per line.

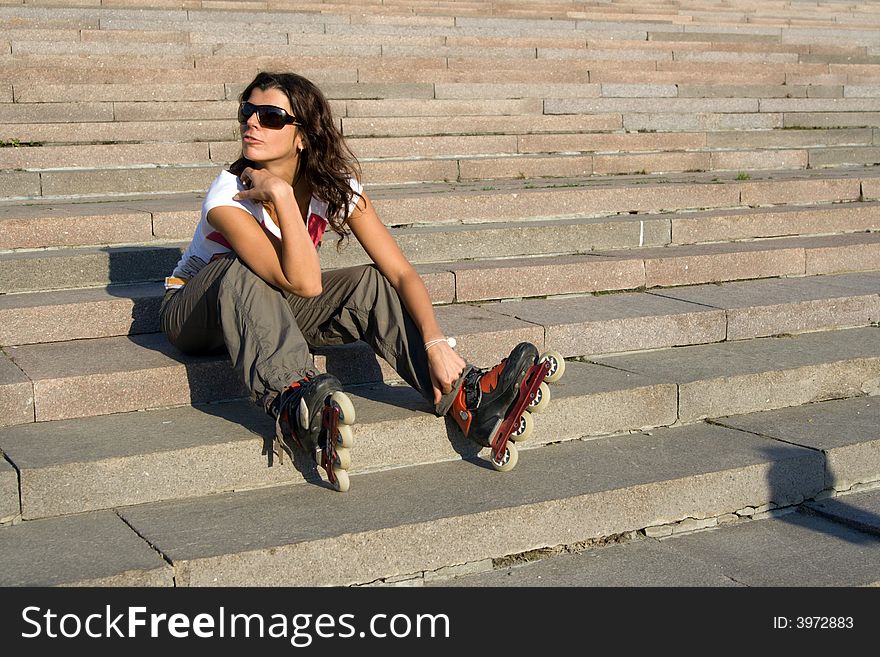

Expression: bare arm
xmin=348 ymin=192 xmax=467 ymax=403
xmin=207 ymin=167 xmax=322 ymax=297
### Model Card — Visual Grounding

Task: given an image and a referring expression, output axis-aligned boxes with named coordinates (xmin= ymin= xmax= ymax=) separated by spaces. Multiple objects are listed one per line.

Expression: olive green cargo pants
xmin=160 ymin=254 xmax=461 ymax=416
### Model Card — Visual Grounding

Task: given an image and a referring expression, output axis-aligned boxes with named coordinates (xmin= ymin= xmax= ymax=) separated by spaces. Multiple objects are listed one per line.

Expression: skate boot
xmin=273 ymin=373 xmax=356 ymax=492
xmin=449 ymin=342 xmax=565 ymax=472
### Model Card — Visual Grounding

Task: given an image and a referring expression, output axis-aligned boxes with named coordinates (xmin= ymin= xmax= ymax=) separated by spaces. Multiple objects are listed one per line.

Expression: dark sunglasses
xmin=238 ymin=102 xmax=301 ymax=129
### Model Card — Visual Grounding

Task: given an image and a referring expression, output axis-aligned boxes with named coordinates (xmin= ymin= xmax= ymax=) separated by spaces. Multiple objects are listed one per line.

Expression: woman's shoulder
xmin=207 ymin=169 xmax=245 ymax=198
xmin=202 ymin=169 xmax=254 ymax=216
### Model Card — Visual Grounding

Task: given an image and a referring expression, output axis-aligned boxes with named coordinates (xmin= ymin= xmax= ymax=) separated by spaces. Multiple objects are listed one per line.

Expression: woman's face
xmin=239 ymin=87 xmax=302 ymax=165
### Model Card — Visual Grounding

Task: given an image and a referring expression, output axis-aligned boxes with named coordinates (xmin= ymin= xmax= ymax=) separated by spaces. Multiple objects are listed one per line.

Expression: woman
xmin=160 ymin=72 xmax=552 ymax=491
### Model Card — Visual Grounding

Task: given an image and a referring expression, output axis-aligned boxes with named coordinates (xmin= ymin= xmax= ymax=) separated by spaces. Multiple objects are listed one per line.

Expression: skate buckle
xmin=490 ymin=359 xmax=551 ymax=463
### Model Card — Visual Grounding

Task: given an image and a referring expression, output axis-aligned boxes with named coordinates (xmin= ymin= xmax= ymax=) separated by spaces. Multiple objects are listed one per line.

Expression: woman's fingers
xmin=426 ymin=343 xmax=466 ymax=399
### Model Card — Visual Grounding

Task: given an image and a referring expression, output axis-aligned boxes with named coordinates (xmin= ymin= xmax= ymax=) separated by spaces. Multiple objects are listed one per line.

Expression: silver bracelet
xmin=425 ymin=337 xmax=457 ymax=350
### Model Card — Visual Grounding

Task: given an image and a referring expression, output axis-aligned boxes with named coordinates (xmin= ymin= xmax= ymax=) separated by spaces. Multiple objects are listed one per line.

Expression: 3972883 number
xmin=795 ymin=617 xmax=854 ymax=629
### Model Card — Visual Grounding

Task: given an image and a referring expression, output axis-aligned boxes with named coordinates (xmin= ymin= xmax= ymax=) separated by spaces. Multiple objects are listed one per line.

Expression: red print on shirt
xmin=206 ymin=231 xmax=232 ymax=249
xmin=307 ymin=213 xmax=327 ymax=247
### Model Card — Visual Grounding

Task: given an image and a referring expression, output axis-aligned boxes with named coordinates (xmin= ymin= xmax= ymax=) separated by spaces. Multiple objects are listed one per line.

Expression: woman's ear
xmin=294 ymin=130 xmax=308 ymax=153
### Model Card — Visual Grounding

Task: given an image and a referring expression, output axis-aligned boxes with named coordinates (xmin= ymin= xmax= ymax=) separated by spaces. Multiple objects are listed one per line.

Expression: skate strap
xmin=463 ymin=368 xmax=485 ymax=409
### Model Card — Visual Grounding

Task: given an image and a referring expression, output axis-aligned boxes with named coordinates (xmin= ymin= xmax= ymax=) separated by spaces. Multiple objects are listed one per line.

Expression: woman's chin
xmin=241 ymin=144 xmax=267 ymax=161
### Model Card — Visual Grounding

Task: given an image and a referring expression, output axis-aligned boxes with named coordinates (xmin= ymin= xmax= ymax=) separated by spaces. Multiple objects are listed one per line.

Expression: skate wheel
xmin=539 ymin=351 xmax=565 ymax=383
xmin=509 ymin=410 xmax=534 ymax=443
xmin=528 ymin=382 xmax=551 ymax=413
xmin=334 ymin=447 xmax=352 ymax=471
xmin=331 ymin=391 xmax=356 ymax=425
xmin=491 ymin=442 xmax=518 ymax=472
xmin=331 ymin=468 xmax=350 ymax=492
xmin=336 ymin=423 xmax=354 ymax=448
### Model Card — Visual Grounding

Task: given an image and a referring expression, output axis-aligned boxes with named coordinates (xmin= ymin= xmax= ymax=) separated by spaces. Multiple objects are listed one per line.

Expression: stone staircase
xmin=1 ymin=0 xmax=879 ymax=587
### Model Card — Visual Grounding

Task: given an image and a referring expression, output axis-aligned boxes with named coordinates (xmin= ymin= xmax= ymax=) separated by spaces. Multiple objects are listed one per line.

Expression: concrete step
xmin=2 ymin=226 xmax=878 ymax=295
xmin=5 ymin=396 xmax=878 ymax=585
xmin=1 ymin=329 xmax=878 ymax=522
xmin=2 ymin=217 xmax=878 ymax=295
xmin=0 ymin=289 xmax=876 ymax=425
xmin=2 ymin=265 xmax=877 ymax=349
xmin=6 ymin=35 xmax=867 ymax=67
xmin=431 ymin=485 xmax=880 ymax=587
xmin=3 ymin=183 xmax=878 ymax=251
xmin=5 ymin=150 xmax=879 ymax=200
xmin=590 ymin=326 xmax=879 ymax=423
xmin=0 ymin=165 xmax=862 ymax=230
xmin=0 ymin=300 xmax=549 ymax=424
xmin=435 ymin=233 xmax=880 ymax=302
xmin=0 ymin=358 xmax=671 ymax=519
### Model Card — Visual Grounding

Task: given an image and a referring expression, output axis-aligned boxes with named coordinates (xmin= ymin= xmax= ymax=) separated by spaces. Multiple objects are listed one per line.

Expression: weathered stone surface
xmin=655 ymin=510 xmax=880 ymax=586
xmin=629 ymin=240 xmax=806 ymax=287
xmin=350 ymin=134 xmax=518 ymax=159
xmin=0 ymin=283 xmax=163 ymax=345
xmin=7 ymin=333 xmax=247 ymax=421
xmin=784 ymin=112 xmax=880 ymax=129
xmin=1 ymin=120 xmax=237 ymax=145
xmin=710 ymin=149 xmax=808 ymax=171
xmin=545 ymin=97 xmax=760 ymax=114
xmin=518 ymin=132 xmax=706 ymax=153
xmin=14 ymin=82 xmax=226 ymax=103
xmin=0 ymin=245 xmax=184 ymax=293
xmin=593 ymin=152 xmax=711 ymax=175
xmin=738 ymin=177 xmax=861 ymax=205
xmin=460 ymin=154 xmax=594 ymax=180
xmin=341 ymin=114 xmax=622 ymax=137
xmin=434 ymin=83 xmax=601 ymax=99
xmin=0 ymin=511 xmax=173 ymax=586
xmin=0 ymin=401 xmax=285 ymax=519
xmin=345 ymin=98 xmax=543 ymax=118
xmin=806 ymin=487 xmax=880 ymax=536
xmin=0 ymin=142 xmax=210 ymax=170
xmin=433 ymin=537 xmax=740 ymax=587
xmin=0 ymin=101 xmax=113 ymax=123
xmin=484 ymin=293 xmax=726 ymax=356
xmin=717 ymin=397 xmax=880 ymax=492
xmin=0 ymin=360 xmax=677 ymax=519
xmin=0 ymin=171 xmax=41 ymax=200
xmin=652 ymin=272 xmax=880 ymax=339
xmin=40 ymin=165 xmax=217 ymax=197
xmin=804 ymin=232 xmax=880 ymax=274
xmin=671 ymin=202 xmax=880 ymax=244
xmin=373 ymin=181 xmax=740 ymax=226
xmin=0 ymin=456 xmax=19 ymax=523
xmin=451 ymin=254 xmax=647 ymax=301
xmin=0 ymin=204 xmax=154 ymax=250
xmin=594 ymin=327 xmax=880 ymax=422
xmin=809 ymin=146 xmax=880 ymax=167
xmin=362 ymin=158 xmax=459 ymax=184
xmin=624 ymin=112 xmax=781 ymax=131
xmin=118 ymin=422 xmax=823 ymax=585
xmin=0 ymin=353 xmax=32 ymax=427
xmin=706 ymin=127 xmax=872 ymax=148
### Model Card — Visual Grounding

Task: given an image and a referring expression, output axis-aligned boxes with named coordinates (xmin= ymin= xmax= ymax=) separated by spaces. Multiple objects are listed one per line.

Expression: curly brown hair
xmin=229 ymin=71 xmax=362 ymax=243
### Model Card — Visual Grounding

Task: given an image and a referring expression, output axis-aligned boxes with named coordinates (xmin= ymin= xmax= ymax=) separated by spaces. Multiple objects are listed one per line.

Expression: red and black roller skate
xmin=449 ymin=342 xmax=565 ymax=472
xmin=274 ymin=373 xmax=356 ymax=492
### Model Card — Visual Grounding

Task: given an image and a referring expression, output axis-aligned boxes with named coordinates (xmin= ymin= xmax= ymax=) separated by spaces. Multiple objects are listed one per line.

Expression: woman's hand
xmin=426 ymin=341 xmax=467 ymax=405
xmin=232 ymin=166 xmax=292 ymax=206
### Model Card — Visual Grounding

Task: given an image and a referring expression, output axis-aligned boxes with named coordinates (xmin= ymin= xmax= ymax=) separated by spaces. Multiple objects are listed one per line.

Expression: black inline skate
xmin=448 ymin=342 xmax=565 ymax=471
xmin=274 ymin=373 xmax=356 ymax=492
